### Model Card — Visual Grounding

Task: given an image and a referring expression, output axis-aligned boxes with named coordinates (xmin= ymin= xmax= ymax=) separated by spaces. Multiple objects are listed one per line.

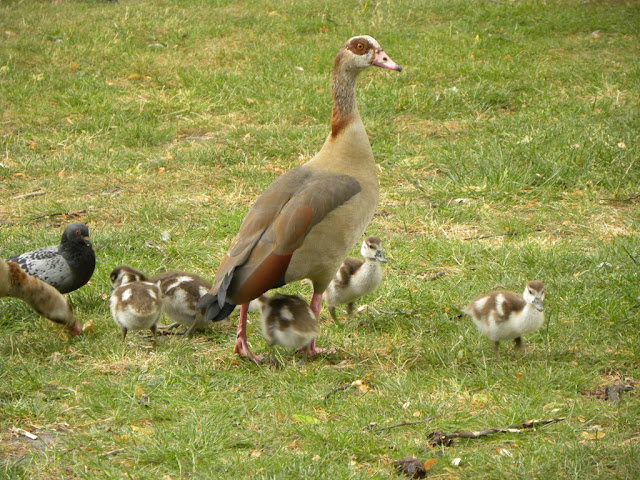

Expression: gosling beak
xmin=532 ymin=298 xmax=544 ymax=312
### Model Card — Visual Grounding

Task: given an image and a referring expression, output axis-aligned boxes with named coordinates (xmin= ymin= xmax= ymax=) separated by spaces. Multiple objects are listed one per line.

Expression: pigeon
xmin=6 ymin=222 xmax=96 ymax=294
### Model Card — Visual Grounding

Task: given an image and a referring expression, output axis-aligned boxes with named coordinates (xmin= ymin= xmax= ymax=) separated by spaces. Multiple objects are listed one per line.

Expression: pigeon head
xmin=62 ymin=223 xmax=92 ymax=247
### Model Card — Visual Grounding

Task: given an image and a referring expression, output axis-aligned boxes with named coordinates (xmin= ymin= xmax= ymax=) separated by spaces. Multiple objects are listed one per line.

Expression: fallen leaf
xmin=423 ymin=458 xmax=437 ymax=470
xmin=250 ymin=449 xmax=263 ymax=458
xmin=81 ymin=321 xmax=95 ymax=334
xmin=498 ymin=448 xmax=513 ymax=458
xmin=134 ymin=386 xmax=145 ymax=397
xmin=130 ymin=425 xmax=152 ymax=435
xmin=292 ymin=414 xmax=320 ymax=424
xmin=581 ymin=431 xmax=605 ymax=440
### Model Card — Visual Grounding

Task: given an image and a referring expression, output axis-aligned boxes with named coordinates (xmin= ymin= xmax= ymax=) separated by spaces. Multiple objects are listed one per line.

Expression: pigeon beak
xmin=372 ymin=49 xmax=402 ymax=72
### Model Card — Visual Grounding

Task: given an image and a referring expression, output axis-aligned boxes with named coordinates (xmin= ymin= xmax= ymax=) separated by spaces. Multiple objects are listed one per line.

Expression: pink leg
xmin=234 ymin=304 xmax=263 ymax=364
xmin=303 ymin=293 xmax=327 ymax=355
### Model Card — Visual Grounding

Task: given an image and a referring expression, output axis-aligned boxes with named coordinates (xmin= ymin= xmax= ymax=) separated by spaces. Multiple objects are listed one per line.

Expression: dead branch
xmin=0 ymin=209 xmax=88 ymax=227
xmin=463 ymin=228 xmax=542 ymax=241
xmin=10 ymin=190 xmax=45 ymax=200
xmin=374 ymin=416 xmax=438 ymax=432
xmin=602 ymin=193 xmax=640 ymax=203
xmin=98 ymin=448 xmax=126 ymax=457
xmin=322 ymin=383 xmax=354 ymax=400
xmin=31 ymin=209 xmax=87 ymax=221
xmin=621 ymin=245 xmax=639 ymax=266
xmin=427 ymin=417 xmax=565 ymax=447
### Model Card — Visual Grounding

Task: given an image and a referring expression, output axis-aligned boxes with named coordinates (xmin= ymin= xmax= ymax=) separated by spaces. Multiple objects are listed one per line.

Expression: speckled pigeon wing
xmin=7 ymin=246 xmax=72 ymax=291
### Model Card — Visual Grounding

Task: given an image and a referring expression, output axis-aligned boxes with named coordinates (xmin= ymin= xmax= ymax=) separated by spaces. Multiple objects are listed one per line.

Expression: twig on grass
xmin=463 ymin=228 xmax=542 ymax=241
xmin=10 ymin=190 xmax=45 ymax=200
xmin=322 ymin=383 xmax=355 ymax=400
xmin=373 ymin=416 xmax=439 ymax=433
xmin=621 ymin=245 xmax=639 ymax=266
xmin=98 ymin=448 xmax=126 ymax=457
xmin=602 ymin=193 xmax=640 ymax=203
xmin=31 ymin=209 xmax=87 ymax=222
xmin=322 ymin=375 xmax=373 ymax=400
xmin=0 ymin=209 xmax=87 ymax=226
xmin=426 ymin=417 xmax=566 ymax=447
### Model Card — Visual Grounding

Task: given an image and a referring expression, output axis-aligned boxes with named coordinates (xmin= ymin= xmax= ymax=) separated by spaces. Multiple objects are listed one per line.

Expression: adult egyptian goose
xmin=197 ymin=35 xmax=401 ymax=363
xmin=463 ymin=281 xmax=545 ymax=355
xmin=1 ymin=259 xmax=82 ymax=335
xmin=110 ymin=265 xmax=212 ymax=336
xmin=255 ymin=293 xmax=319 ymax=351
xmin=323 ymin=236 xmax=386 ymax=322
xmin=6 ymin=222 xmax=96 ymax=294
xmin=109 ymin=266 xmax=163 ymax=342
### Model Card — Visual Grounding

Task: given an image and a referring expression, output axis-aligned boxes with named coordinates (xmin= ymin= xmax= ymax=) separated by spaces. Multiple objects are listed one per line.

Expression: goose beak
xmin=532 ymin=298 xmax=544 ymax=312
xmin=376 ymin=251 xmax=387 ymax=263
xmin=372 ymin=49 xmax=402 ymax=72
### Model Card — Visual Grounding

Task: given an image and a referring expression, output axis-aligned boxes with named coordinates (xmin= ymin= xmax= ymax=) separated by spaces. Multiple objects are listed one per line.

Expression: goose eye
xmin=356 ymin=43 xmax=364 ymax=50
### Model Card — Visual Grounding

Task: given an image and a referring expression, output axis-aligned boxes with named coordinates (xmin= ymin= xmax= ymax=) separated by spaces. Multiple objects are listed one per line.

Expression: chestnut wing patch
xmin=210 ymin=166 xmax=361 ymax=307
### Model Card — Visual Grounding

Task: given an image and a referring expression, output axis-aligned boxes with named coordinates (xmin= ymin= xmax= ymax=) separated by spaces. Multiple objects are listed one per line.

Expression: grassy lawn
xmin=1 ymin=0 xmax=639 ymax=478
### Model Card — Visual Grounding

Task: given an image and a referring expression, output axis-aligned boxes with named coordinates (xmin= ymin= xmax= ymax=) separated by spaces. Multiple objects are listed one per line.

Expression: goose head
xmin=110 ymin=265 xmax=147 ymax=289
xmin=523 ymin=280 xmax=545 ymax=312
xmin=337 ymin=35 xmax=402 ymax=73
xmin=360 ymin=236 xmax=387 ymax=263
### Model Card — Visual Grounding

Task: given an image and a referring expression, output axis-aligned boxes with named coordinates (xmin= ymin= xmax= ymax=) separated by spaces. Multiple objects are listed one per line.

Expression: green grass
xmin=1 ymin=0 xmax=639 ymax=478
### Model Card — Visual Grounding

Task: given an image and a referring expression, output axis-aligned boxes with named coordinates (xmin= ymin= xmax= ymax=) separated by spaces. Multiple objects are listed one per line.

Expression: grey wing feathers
xmin=7 ymin=247 xmax=72 ymax=291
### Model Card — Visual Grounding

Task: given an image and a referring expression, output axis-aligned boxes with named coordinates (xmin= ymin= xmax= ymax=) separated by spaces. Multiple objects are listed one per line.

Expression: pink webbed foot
xmin=234 ymin=335 xmax=264 ymax=365
xmin=234 ymin=303 xmax=264 ymax=365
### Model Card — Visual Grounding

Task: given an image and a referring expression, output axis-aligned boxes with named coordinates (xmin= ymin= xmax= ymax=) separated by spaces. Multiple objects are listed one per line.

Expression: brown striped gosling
xmin=463 ymin=280 xmax=545 ymax=355
xmin=255 ymin=294 xmax=319 ymax=353
xmin=110 ymin=266 xmax=212 ymax=337
xmin=109 ymin=266 xmax=163 ymax=342
xmin=323 ymin=236 xmax=386 ymax=322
